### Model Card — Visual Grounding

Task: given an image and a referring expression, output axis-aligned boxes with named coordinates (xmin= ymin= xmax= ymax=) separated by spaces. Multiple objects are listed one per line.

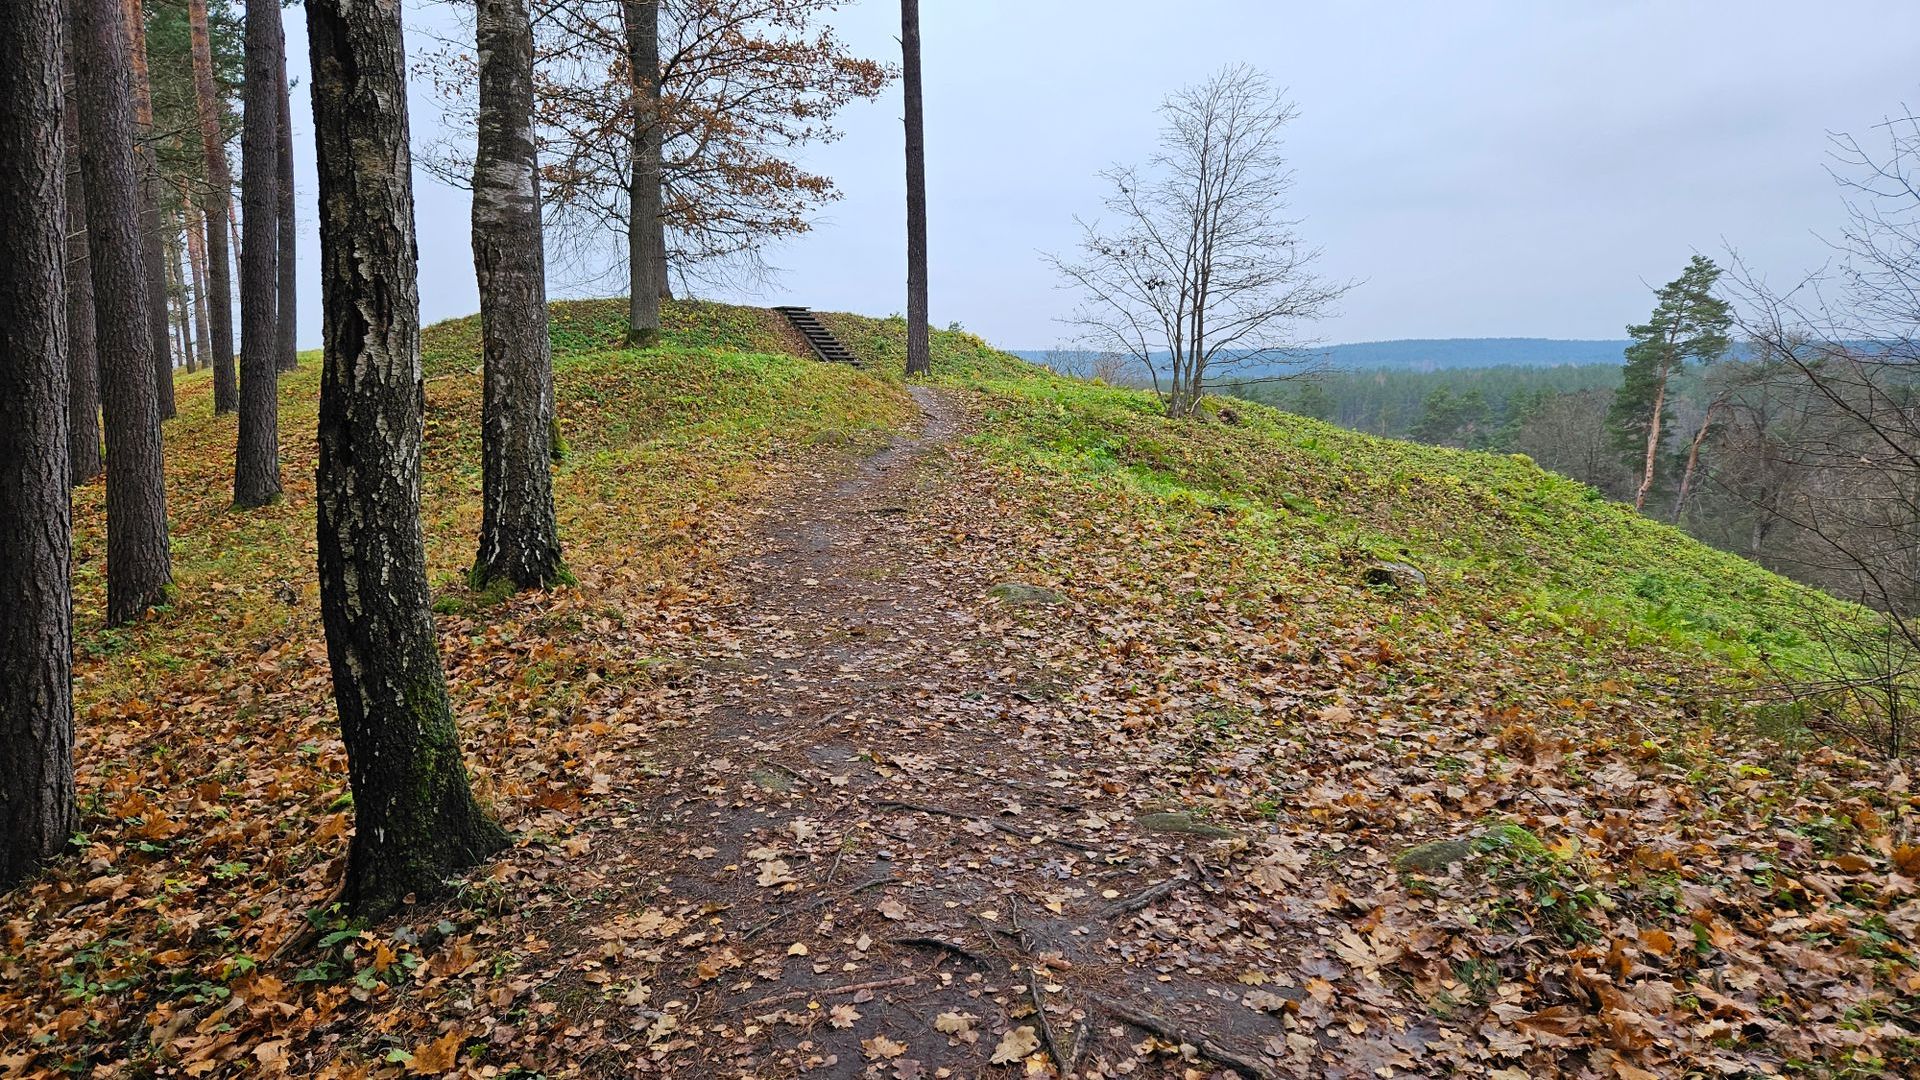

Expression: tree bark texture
xmin=306 ymin=0 xmax=509 ymax=918
xmin=122 ymin=0 xmax=176 ymax=421
xmin=623 ymin=0 xmax=662 ymax=341
xmin=61 ymin=47 xmax=103 ymax=486
xmin=472 ymin=0 xmax=564 ymax=589
xmin=0 ymin=0 xmax=79 ymax=890
xmin=900 ymin=0 xmax=929 ymax=376
xmin=189 ymin=0 xmax=237 ymax=414
xmin=274 ymin=4 xmax=297 ymax=371
xmin=234 ymin=0 xmax=283 ymax=507
xmin=72 ymin=0 xmax=173 ymax=627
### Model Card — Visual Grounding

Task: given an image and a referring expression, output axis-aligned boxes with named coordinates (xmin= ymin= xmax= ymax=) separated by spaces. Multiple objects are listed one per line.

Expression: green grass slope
xmin=823 ymin=312 xmax=1858 ymax=689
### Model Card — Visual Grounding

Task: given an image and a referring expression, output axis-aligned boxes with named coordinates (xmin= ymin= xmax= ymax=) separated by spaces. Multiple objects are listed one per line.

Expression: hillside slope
xmin=6 ymin=300 xmax=1913 ymax=1078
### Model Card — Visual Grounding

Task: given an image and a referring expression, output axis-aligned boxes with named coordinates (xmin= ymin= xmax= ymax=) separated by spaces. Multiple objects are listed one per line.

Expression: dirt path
xmin=558 ymin=388 xmax=1356 ymax=1079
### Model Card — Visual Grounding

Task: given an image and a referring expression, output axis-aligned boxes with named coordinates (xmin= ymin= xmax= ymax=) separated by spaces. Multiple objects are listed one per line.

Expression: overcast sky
xmin=277 ymin=1 xmax=1920 ymax=351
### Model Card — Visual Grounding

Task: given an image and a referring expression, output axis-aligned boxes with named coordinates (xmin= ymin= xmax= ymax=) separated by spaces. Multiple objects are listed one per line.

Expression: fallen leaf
xmin=990 ymin=1026 xmax=1040 ymax=1065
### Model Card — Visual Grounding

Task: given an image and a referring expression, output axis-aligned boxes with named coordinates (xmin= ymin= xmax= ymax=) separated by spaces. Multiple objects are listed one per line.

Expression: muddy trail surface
xmin=559 ymin=387 xmax=1352 ymax=1079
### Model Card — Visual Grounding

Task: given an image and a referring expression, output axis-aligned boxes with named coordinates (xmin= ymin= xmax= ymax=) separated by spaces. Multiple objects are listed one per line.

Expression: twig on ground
xmin=761 ymin=760 xmax=815 ymax=787
xmin=741 ymin=873 xmax=892 ymax=941
xmin=742 ymin=974 xmax=918 ymax=1011
xmin=1027 ymin=975 xmax=1070 ymax=1074
xmin=875 ymin=799 xmax=1103 ymax=853
xmin=1104 ymin=876 xmax=1189 ymax=917
xmin=1062 ymin=1019 xmax=1089 ymax=1077
xmin=1092 ymin=996 xmax=1280 ymax=1080
xmin=888 ymin=936 xmax=993 ymax=970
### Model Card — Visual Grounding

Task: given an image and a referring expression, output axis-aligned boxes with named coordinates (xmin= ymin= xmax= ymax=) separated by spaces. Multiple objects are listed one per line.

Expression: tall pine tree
xmin=233 ymin=0 xmax=282 ymax=507
xmin=0 ymin=0 xmax=79 ymax=889
xmin=73 ymin=0 xmax=174 ymax=626
xmin=1607 ymin=255 xmax=1731 ymax=511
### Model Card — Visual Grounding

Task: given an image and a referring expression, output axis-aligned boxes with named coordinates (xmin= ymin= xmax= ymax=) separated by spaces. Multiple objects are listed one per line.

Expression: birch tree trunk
xmin=0 ymin=0 xmax=79 ymax=889
xmin=472 ymin=0 xmax=564 ymax=590
xmin=188 ymin=202 xmax=213 ymax=372
xmin=623 ymin=0 xmax=662 ymax=342
xmin=72 ymin=0 xmax=173 ymax=627
xmin=188 ymin=0 xmax=236 ymax=414
xmin=122 ymin=0 xmax=176 ymax=421
xmin=306 ymin=0 xmax=509 ymax=918
xmin=61 ymin=46 xmax=103 ymax=486
xmin=901 ymin=0 xmax=930 ymax=376
xmin=166 ymin=205 xmax=195 ymax=374
xmin=235 ymin=0 xmax=283 ymax=507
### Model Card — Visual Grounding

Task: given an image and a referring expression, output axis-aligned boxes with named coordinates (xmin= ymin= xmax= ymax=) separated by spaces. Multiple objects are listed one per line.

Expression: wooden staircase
xmin=773 ymin=306 xmax=862 ymax=368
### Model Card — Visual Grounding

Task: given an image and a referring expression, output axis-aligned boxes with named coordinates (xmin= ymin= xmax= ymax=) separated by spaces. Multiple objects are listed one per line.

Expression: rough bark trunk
xmin=188 ymin=202 xmax=213 ymax=374
xmin=123 ymin=0 xmax=176 ymax=421
xmin=73 ymin=0 xmax=173 ymax=627
xmin=623 ymin=0 xmax=662 ymax=342
xmin=306 ymin=0 xmax=509 ymax=918
xmin=0 ymin=0 xmax=79 ymax=890
xmin=273 ymin=5 xmax=297 ymax=372
xmin=234 ymin=0 xmax=282 ymax=507
xmin=900 ymin=0 xmax=930 ymax=376
xmin=189 ymin=0 xmax=236 ymax=414
xmin=472 ymin=0 xmax=564 ymax=590
xmin=61 ymin=46 xmax=104 ymax=486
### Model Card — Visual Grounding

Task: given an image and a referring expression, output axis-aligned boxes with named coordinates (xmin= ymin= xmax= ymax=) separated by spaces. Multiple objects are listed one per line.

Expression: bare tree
xmin=1048 ymin=65 xmax=1348 ymax=418
xmin=0 ymin=0 xmax=78 ymax=888
xmin=1727 ymin=110 xmax=1920 ymax=755
xmin=622 ymin=0 xmax=663 ymax=341
xmin=1042 ymin=346 xmax=1137 ymax=386
xmin=419 ymin=0 xmax=891 ymax=301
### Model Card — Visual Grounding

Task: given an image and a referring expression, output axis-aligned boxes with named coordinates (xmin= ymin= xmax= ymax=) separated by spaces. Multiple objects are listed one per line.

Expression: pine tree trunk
xmin=1633 ymin=364 xmax=1668 ymax=512
xmin=61 ymin=46 xmax=104 ymax=487
xmin=900 ymin=0 xmax=930 ymax=376
xmin=188 ymin=202 xmax=213 ymax=373
xmin=189 ymin=0 xmax=236 ymax=414
xmin=235 ymin=0 xmax=283 ymax=508
xmin=623 ymin=0 xmax=662 ymax=342
xmin=306 ymin=0 xmax=509 ymax=918
xmin=1671 ymin=400 xmax=1722 ymax=523
xmin=123 ymin=0 xmax=176 ymax=422
xmin=0 ymin=0 xmax=79 ymax=890
xmin=273 ymin=5 xmax=297 ymax=372
xmin=72 ymin=0 xmax=173 ymax=627
xmin=472 ymin=0 xmax=564 ymax=590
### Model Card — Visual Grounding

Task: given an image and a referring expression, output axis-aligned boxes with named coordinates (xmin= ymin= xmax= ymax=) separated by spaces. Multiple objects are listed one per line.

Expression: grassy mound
xmin=824 ymin=310 xmax=1855 ymax=685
